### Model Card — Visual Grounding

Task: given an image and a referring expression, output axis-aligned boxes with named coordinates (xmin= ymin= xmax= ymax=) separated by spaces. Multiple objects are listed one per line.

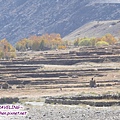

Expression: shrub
xmin=95 ymin=41 xmax=109 ymax=47
xmin=79 ymin=38 xmax=92 ymax=46
xmin=58 ymin=45 xmax=66 ymax=50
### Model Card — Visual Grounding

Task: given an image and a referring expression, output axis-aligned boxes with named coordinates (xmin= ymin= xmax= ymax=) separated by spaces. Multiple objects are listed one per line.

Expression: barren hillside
xmin=63 ymin=20 xmax=120 ymax=40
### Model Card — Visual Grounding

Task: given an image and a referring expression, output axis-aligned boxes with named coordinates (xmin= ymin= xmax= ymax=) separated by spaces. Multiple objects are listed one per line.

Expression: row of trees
xmin=15 ymin=33 xmax=66 ymax=51
xmin=0 ymin=39 xmax=16 ymax=59
xmin=0 ymin=33 xmax=118 ymax=59
xmin=74 ymin=34 xmax=117 ymax=47
xmin=16 ymin=33 xmax=118 ymax=52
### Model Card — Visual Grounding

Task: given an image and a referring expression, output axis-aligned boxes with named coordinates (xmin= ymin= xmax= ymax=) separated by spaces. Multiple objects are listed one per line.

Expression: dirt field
xmin=0 ymin=46 xmax=120 ymax=120
xmin=0 ymin=46 xmax=120 ymax=99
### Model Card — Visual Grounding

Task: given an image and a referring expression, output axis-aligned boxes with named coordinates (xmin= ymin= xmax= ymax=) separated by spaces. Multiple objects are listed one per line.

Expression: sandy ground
xmin=0 ymin=103 xmax=120 ymax=120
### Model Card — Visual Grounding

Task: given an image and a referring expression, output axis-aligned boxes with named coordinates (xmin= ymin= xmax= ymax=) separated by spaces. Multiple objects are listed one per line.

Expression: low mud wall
xmin=45 ymin=94 xmax=120 ymax=107
xmin=0 ymin=97 xmax=19 ymax=104
xmin=0 ymin=56 xmax=120 ymax=66
xmin=25 ymin=73 xmax=67 ymax=78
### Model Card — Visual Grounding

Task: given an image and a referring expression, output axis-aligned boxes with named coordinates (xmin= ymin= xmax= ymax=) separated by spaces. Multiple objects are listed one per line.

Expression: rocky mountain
xmin=63 ymin=20 xmax=120 ymax=40
xmin=0 ymin=0 xmax=120 ymax=44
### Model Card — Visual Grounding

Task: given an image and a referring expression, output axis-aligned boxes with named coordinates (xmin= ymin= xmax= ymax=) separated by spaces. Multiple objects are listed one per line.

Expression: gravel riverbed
xmin=0 ymin=103 xmax=120 ymax=120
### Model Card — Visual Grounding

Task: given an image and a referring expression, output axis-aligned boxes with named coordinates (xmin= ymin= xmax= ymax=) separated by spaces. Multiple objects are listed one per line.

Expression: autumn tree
xmin=15 ymin=33 xmax=65 ymax=51
xmin=0 ymin=39 xmax=16 ymax=59
xmin=39 ymin=40 xmax=45 ymax=50
xmin=102 ymin=34 xmax=117 ymax=45
xmin=73 ymin=34 xmax=117 ymax=47
xmin=16 ymin=38 xmax=33 ymax=51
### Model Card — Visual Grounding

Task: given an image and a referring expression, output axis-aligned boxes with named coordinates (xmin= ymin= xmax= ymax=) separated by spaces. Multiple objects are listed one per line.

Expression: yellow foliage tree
xmin=74 ymin=33 xmax=117 ymax=47
xmin=15 ymin=33 xmax=64 ymax=51
xmin=0 ymin=39 xmax=16 ymax=59
xmin=104 ymin=34 xmax=117 ymax=45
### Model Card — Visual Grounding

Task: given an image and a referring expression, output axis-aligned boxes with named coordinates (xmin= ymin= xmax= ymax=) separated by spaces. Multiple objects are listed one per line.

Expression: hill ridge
xmin=63 ymin=20 xmax=120 ymax=40
xmin=0 ymin=0 xmax=120 ymax=44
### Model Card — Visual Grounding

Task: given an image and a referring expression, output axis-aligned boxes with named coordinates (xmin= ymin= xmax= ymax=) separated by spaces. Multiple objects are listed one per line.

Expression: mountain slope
xmin=0 ymin=0 xmax=120 ymax=44
xmin=63 ymin=20 xmax=120 ymax=40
